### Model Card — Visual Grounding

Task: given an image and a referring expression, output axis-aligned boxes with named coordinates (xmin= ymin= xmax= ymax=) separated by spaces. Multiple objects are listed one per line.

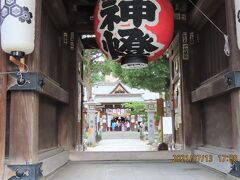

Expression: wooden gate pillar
xmin=9 ymin=92 xmax=39 ymax=164
xmin=0 ymin=37 xmax=7 ymax=179
xmin=58 ymin=31 xmax=78 ymax=151
xmin=8 ymin=0 xmax=42 ymax=165
xmin=225 ymin=0 xmax=240 ymax=152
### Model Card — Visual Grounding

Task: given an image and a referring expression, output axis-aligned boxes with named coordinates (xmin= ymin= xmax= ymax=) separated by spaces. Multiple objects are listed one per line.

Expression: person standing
xmin=121 ymin=122 xmax=124 ymax=131
xmin=112 ymin=121 xmax=116 ymax=131
xmin=126 ymin=121 xmax=130 ymax=131
xmin=116 ymin=120 xmax=119 ymax=131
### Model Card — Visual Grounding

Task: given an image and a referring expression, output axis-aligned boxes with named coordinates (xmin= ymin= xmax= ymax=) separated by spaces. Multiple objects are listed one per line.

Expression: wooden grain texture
xmin=41 ymin=74 xmax=69 ymax=104
xmin=76 ymin=39 xmax=84 ymax=146
xmin=7 ymin=73 xmax=69 ymax=104
xmin=168 ymin=33 xmax=184 ymax=146
xmin=189 ymin=0 xmax=224 ymax=30
xmin=57 ymin=31 xmax=78 ymax=150
xmin=189 ymin=2 xmax=231 ymax=149
xmin=66 ymin=0 xmax=97 ymax=6
xmin=189 ymin=35 xmax=204 ymax=148
xmin=157 ymin=99 xmax=164 ymax=117
xmin=43 ymin=0 xmax=69 ymax=29
xmin=203 ymin=95 xmax=233 ymax=148
xmin=197 ymin=5 xmax=228 ymax=83
xmin=40 ymin=6 xmax=61 ymax=81
xmin=75 ymin=23 xmax=94 ymax=34
xmin=168 ymin=38 xmax=177 ymax=144
xmin=9 ymin=92 xmax=39 ymax=163
xmin=225 ymin=0 xmax=240 ymax=152
xmin=182 ymin=40 xmax=204 ymax=148
xmin=26 ymin=0 xmax=42 ymax=72
xmin=177 ymin=30 xmax=196 ymax=149
xmin=8 ymin=0 xmax=42 ymax=164
xmin=0 ymin=38 xmax=7 ymax=178
xmin=169 ymin=29 xmax=205 ymax=149
xmin=39 ymin=95 xmax=58 ymax=151
xmin=35 ymin=4 xmax=65 ymax=151
xmin=181 ymin=50 xmax=192 ymax=149
xmin=191 ymin=71 xmax=230 ymax=102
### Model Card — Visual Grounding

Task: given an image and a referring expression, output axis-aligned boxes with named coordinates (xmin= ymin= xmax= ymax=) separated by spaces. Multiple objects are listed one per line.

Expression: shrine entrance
xmin=0 ymin=0 xmax=240 ymax=179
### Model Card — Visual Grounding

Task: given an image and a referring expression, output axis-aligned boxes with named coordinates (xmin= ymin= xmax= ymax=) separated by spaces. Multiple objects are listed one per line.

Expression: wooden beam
xmin=41 ymin=75 xmax=69 ymax=104
xmin=8 ymin=73 xmax=69 ymax=104
xmin=75 ymin=23 xmax=94 ymax=34
xmin=68 ymin=12 xmax=94 ymax=24
xmin=191 ymin=70 xmax=240 ymax=102
xmin=0 ymin=38 xmax=7 ymax=178
xmin=81 ymin=38 xmax=98 ymax=49
xmin=168 ymin=34 xmax=180 ymax=62
xmin=189 ymin=0 xmax=224 ymax=30
xmin=43 ymin=0 xmax=69 ymax=29
xmin=66 ymin=0 xmax=97 ymax=6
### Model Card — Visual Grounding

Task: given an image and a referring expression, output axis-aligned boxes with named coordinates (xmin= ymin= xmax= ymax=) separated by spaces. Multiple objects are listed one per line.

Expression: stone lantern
xmin=85 ymin=100 xmax=101 ymax=146
xmin=145 ymin=101 xmax=157 ymax=144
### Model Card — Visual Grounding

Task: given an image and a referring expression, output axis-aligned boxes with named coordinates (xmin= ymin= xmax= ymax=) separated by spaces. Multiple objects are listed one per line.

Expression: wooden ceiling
xmin=61 ymin=0 xmax=97 ymax=48
xmin=49 ymin=0 xmax=199 ymax=49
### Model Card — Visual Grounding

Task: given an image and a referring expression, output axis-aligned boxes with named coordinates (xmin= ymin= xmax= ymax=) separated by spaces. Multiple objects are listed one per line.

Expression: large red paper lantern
xmin=94 ymin=0 xmax=174 ymax=69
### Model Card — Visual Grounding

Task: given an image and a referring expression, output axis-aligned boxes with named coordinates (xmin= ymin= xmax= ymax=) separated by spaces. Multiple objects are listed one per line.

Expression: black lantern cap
xmin=11 ymin=51 xmax=25 ymax=58
xmin=121 ymin=55 xmax=148 ymax=69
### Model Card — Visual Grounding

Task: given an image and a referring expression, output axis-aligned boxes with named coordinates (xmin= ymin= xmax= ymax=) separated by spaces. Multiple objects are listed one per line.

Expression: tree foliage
xmin=83 ymin=49 xmax=111 ymax=85
xmin=106 ymin=56 xmax=169 ymax=94
xmin=122 ymin=102 xmax=146 ymax=116
xmin=122 ymin=102 xmax=148 ymax=122
xmin=81 ymin=49 xmax=111 ymax=100
xmin=82 ymin=49 xmax=170 ymax=100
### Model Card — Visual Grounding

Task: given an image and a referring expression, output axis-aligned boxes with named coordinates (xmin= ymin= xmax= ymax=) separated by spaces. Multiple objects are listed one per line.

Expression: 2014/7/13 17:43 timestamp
xmin=218 ymin=154 xmax=238 ymax=163
xmin=172 ymin=154 xmax=239 ymax=163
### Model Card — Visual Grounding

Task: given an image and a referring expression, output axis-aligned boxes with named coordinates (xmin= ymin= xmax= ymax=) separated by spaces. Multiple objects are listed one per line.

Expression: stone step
xmin=194 ymin=146 xmax=238 ymax=174
xmin=69 ymin=150 xmax=190 ymax=162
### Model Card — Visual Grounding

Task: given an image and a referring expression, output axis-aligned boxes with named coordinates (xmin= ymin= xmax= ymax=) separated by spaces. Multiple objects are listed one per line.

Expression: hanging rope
xmin=187 ymin=0 xmax=230 ymax=56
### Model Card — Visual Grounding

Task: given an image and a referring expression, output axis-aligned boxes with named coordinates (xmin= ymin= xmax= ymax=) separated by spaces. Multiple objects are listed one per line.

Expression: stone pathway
xmin=86 ymin=139 xmax=150 ymax=151
xmin=101 ymin=131 xmax=140 ymax=139
xmin=48 ymin=162 xmax=227 ymax=180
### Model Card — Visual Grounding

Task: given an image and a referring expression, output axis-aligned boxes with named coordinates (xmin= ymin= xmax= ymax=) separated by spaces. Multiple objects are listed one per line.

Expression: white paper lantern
xmin=1 ymin=0 xmax=35 ymax=56
xmin=235 ymin=0 xmax=240 ymax=50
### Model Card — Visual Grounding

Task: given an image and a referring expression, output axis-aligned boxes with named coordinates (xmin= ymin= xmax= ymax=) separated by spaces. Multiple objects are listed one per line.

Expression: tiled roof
xmin=90 ymin=82 xmax=159 ymax=102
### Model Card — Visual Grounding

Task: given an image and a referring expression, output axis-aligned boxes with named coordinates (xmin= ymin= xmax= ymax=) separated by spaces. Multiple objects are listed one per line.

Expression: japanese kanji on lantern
xmin=1 ymin=0 xmax=35 ymax=58
xmin=94 ymin=0 xmax=174 ymax=69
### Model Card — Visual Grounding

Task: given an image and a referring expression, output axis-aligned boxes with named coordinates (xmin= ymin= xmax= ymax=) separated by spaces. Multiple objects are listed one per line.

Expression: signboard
xmin=157 ymin=98 xmax=164 ymax=116
xmin=148 ymin=111 xmax=155 ymax=143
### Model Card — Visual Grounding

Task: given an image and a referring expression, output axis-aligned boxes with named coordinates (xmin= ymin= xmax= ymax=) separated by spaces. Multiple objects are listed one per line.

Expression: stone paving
xmin=57 ymin=132 xmax=228 ymax=180
xmin=101 ymin=131 xmax=140 ymax=139
xmin=86 ymin=139 xmax=151 ymax=151
xmin=48 ymin=161 xmax=227 ymax=180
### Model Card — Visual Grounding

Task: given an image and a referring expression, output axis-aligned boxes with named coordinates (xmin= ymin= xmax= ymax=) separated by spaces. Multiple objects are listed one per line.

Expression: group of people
xmin=111 ymin=120 xmax=130 ymax=131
